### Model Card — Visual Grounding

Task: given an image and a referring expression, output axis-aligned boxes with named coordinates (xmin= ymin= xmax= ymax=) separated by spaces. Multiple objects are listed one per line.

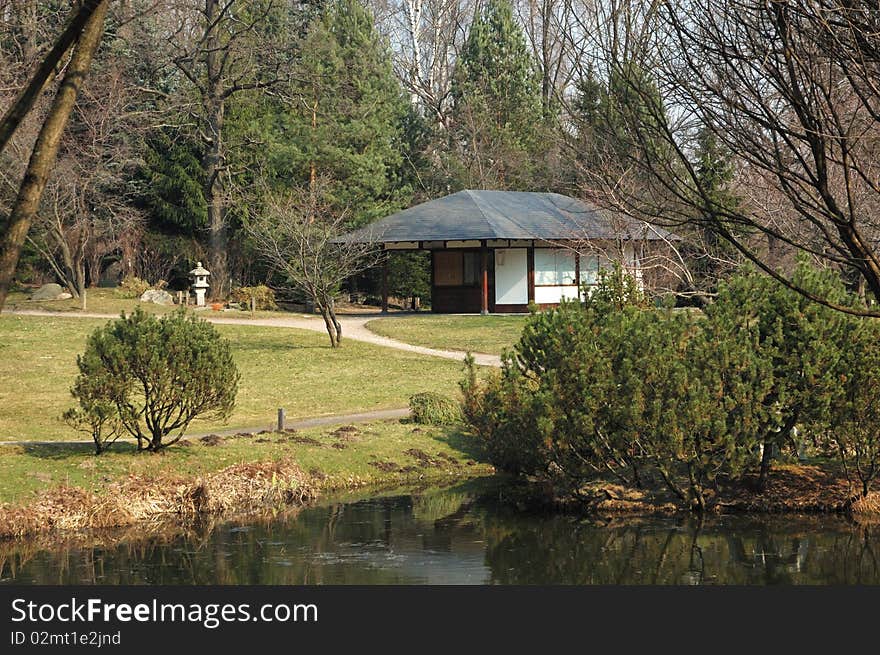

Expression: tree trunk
xmin=0 ymin=1 xmax=108 ymax=311
xmin=203 ymin=0 xmax=228 ymax=300
xmin=0 ymin=0 xmax=105 ymax=155
xmin=757 ymin=438 xmax=774 ymax=492
xmin=204 ymin=99 xmax=227 ymax=299
xmin=757 ymin=412 xmax=799 ymax=492
xmin=319 ymin=306 xmax=339 ymax=347
xmin=688 ymin=462 xmax=706 ymax=513
xmin=328 ymin=298 xmax=342 ymax=345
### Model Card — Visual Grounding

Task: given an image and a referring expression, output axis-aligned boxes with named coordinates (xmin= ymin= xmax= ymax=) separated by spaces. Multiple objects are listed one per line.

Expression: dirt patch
xmin=0 ymin=459 xmax=317 ymax=540
xmin=287 ymin=435 xmax=322 ymax=447
xmin=435 ymin=452 xmax=460 ymax=464
xmin=716 ymin=465 xmax=857 ymax=513
xmin=331 ymin=442 xmax=348 ymax=450
xmin=200 ymin=434 xmax=225 ymax=446
xmin=403 ymin=448 xmax=454 ymax=469
xmin=552 ymin=463 xmax=867 ymax=516
xmin=369 ymin=460 xmax=402 ymax=473
xmin=308 ymin=467 xmax=328 ymax=482
xmin=331 ymin=425 xmax=360 ymax=442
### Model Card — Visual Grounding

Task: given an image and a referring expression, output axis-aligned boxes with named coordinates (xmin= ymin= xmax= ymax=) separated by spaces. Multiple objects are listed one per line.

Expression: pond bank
xmin=0 ymin=420 xmax=494 ymax=542
xmin=5 ymin=479 xmax=880 ymax=585
xmin=537 ymin=463 xmax=880 ymax=518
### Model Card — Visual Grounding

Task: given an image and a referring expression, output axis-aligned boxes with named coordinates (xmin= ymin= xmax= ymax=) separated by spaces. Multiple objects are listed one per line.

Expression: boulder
xmin=30 ymin=283 xmax=65 ymax=301
xmin=139 ymin=289 xmax=175 ymax=305
xmin=57 ymin=292 xmax=73 ymax=300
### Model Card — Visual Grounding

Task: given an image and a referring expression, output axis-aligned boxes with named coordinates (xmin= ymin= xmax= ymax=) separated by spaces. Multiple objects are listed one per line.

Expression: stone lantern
xmin=189 ymin=261 xmax=210 ymax=307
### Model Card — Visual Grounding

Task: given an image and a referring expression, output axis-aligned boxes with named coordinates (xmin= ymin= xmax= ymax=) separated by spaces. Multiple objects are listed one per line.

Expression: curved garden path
xmin=4 ymin=309 xmax=503 ymax=367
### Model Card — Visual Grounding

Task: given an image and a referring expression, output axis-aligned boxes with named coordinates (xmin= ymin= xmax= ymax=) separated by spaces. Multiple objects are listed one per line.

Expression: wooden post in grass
xmin=250 ymin=295 xmax=256 ymax=315
xmin=277 ymin=408 xmax=285 ymax=432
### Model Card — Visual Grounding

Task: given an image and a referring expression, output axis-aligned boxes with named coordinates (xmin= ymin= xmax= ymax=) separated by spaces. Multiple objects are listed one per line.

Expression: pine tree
xmin=266 ymin=0 xmax=410 ymax=226
xmin=448 ymin=0 xmax=543 ymax=189
xmin=572 ymin=62 xmax=670 ymax=174
xmin=688 ymin=125 xmax=742 ymax=291
xmin=141 ymin=130 xmax=207 ymax=235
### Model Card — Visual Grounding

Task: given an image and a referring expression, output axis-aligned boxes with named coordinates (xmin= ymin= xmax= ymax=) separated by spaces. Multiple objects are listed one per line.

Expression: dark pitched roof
xmin=338 ymin=190 xmax=677 ymax=244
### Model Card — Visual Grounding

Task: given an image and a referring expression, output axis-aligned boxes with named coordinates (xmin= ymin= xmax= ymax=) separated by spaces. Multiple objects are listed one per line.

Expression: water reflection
xmin=2 ymin=480 xmax=878 ymax=585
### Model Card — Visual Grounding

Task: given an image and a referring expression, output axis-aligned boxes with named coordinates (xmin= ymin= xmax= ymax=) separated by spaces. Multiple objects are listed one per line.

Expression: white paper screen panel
xmin=494 ymin=249 xmax=528 ymax=304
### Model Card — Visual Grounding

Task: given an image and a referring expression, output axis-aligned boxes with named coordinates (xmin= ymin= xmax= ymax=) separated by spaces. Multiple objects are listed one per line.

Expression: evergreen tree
xmin=141 ymin=129 xmax=207 ymax=235
xmin=448 ymin=0 xmax=544 ymax=189
xmin=265 ymin=0 xmax=410 ymax=226
xmin=688 ymin=125 xmax=742 ymax=293
xmin=572 ymin=62 xmax=670 ymax=174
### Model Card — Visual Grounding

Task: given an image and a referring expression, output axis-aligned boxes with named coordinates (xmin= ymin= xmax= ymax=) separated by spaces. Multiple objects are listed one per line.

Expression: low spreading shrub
xmin=409 ymin=391 xmax=461 ymax=426
xmin=230 ymin=285 xmax=277 ymax=310
xmin=114 ymin=276 xmax=150 ymax=298
xmin=460 ymin=260 xmax=880 ymax=509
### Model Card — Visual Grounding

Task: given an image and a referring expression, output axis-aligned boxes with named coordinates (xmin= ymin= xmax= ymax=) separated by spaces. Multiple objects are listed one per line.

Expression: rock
xmin=139 ymin=289 xmax=175 ymax=305
xmin=30 ymin=283 xmax=65 ymax=301
xmin=57 ymin=292 xmax=73 ymax=300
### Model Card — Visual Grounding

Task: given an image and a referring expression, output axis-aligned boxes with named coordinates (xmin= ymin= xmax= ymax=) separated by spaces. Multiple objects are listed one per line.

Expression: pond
xmin=2 ymin=478 xmax=878 ymax=585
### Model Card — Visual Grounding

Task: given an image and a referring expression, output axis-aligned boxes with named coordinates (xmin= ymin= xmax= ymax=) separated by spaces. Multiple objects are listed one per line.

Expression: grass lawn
xmin=0 ymin=314 xmax=473 ymax=442
xmin=365 ymin=314 xmax=529 ymax=355
xmin=3 ymin=287 xmax=303 ymax=320
xmin=0 ymin=419 xmax=490 ymax=506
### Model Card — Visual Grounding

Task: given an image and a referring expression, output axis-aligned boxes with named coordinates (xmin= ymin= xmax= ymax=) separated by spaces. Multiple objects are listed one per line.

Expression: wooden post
xmin=480 ymin=241 xmax=489 ymax=315
xmin=381 ymin=258 xmax=389 ymax=313
xmin=250 ymin=295 xmax=256 ymax=315
xmin=575 ymin=252 xmax=581 ymax=300
xmin=277 ymin=408 xmax=285 ymax=432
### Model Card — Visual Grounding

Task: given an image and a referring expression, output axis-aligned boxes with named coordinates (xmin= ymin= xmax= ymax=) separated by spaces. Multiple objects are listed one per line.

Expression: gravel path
xmin=4 ymin=309 xmax=503 ymax=367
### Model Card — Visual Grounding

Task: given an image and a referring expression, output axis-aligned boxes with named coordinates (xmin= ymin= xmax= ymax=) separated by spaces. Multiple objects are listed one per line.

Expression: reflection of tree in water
xmin=481 ymin=514 xmax=880 ymax=585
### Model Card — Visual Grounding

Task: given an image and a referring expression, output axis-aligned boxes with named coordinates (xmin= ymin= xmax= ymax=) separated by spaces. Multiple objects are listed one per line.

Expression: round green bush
xmin=408 ymin=392 xmax=462 ymax=426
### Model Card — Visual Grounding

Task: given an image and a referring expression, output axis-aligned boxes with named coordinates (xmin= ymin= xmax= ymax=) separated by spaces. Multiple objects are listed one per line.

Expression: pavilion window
xmin=534 ymin=249 xmax=577 ymax=286
xmin=434 ymin=251 xmax=480 ymax=287
xmin=579 ymin=254 xmax=600 ymax=286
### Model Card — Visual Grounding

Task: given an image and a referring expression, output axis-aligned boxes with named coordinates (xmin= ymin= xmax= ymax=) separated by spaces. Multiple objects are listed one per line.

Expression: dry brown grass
xmin=851 ymin=492 xmax=880 ymax=516
xmin=0 ymin=459 xmax=316 ymax=540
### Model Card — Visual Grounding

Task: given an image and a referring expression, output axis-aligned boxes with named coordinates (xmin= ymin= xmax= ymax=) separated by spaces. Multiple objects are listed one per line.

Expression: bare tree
xmin=0 ymin=0 xmax=109 ymax=310
xmin=164 ymin=0 xmax=290 ymax=299
xmin=576 ymin=0 xmax=880 ymax=314
xmin=244 ymin=179 xmax=383 ymax=347
xmin=515 ymin=0 xmax=579 ymax=115
xmin=0 ymin=0 xmax=107 ymax=156
xmin=371 ymin=0 xmax=474 ymax=125
xmin=28 ymin=59 xmax=146 ymax=298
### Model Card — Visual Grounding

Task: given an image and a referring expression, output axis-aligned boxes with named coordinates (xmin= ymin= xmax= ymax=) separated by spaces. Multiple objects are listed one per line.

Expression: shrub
xmin=67 ymin=307 xmax=240 ymax=452
xmin=460 ymin=261 xmax=864 ymax=511
xmin=62 ymin=348 xmax=124 ymax=455
xmin=822 ymin=317 xmax=880 ymax=497
xmin=460 ymin=354 xmax=547 ymax=477
xmin=409 ymin=391 xmax=461 ymax=426
xmin=114 ymin=276 xmax=151 ymax=299
xmin=230 ymin=284 xmax=277 ymax=310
